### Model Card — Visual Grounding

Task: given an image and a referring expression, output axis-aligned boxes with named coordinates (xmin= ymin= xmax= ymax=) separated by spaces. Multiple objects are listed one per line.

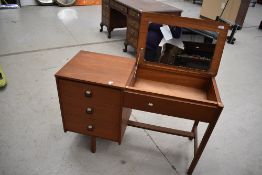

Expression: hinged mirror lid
xmin=136 ymin=12 xmax=229 ymax=77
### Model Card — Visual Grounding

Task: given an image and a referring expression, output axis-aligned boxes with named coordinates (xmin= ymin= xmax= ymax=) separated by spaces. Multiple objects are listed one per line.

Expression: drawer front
xmin=110 ymin=0 xmax=127 ymax=14
xmin=123 ymin=91 xmax=220 ymax=123
xmin=127 ymin=27 xmax=138 ymax=38
xmin=102 ymin=4 xmax=110 ymax=17
xmin=126 ymin=28 xmax=138 ymax=48
xmin=58 ymin=79 xmax=121 ymax=106
xmin=61 ymin=100 xmax=119 ymax=141
xmin=127 ymin=17 xmax=140 ymax=30
xmin=102 ymin=4 xmax=110 ymax=25
xmin=128 ymin=9 xmax=140 ymax=19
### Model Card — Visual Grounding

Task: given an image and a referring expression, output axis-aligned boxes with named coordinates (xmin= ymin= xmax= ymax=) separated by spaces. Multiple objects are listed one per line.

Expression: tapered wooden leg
xmin=187 ymin=121 xmax=217 ymax=175
xmin=91 ymin=136 xmax=96 ymax=153
xmin=193 ymin=123 xmax=198 ymax=155
xmin=189 ymin=121 xmax=199 ymax=140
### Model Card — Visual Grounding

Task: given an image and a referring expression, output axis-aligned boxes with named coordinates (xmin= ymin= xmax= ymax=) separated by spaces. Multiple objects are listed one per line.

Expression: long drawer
xmin=123 ymin=91 xmax=220 ymax=123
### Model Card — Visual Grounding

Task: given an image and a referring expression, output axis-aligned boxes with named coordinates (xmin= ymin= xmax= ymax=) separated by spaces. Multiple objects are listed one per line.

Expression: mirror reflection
xmin=144 ymin=23 xmax=218 ymax=70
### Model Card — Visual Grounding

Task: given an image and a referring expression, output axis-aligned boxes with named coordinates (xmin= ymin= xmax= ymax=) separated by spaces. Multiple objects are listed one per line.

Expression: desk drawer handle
xmin=86 ymin=107 xmax=94 ymax=114
xmin=85 ymin=90 xmax=92 ymax=97
xmin=87 ymin=125 xmax=94 ymax=131
xmin=148 ymin=102 xmax=154 ymax=107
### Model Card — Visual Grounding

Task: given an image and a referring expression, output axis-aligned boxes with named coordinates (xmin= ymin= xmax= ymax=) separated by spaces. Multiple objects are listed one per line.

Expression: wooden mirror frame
xmin=137 ymin=12 xmax=229 ymax=77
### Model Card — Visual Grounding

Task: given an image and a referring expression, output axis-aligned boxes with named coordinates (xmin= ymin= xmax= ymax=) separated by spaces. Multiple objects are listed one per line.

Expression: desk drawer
xmin=58 ymin=79 xmax=121 ymax=106
xmin=123 ymin=91 xmax=219 ymax=123
xmin=127 ymin=26 xmax=138 ymax=38
xmin=62 ymin=100 xmax=119 ymax=141
xmin=110 ymin=0 xmax=127 ymax=14
xmin=128 ymin=9 xmax=140 ymax=19
xmin=126 ymin=28 xmax=138 ymax=48
xmin=127 ymin=18 xmax=140 ymax=30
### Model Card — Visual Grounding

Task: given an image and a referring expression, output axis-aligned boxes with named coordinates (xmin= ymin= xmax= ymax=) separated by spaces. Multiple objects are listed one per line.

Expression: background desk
xmin=100 ymin=0 xmax=182 ymax=52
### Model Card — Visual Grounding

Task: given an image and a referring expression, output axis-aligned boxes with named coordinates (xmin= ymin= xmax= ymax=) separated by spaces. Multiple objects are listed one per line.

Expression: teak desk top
xmin=56 ymin=51 xmax=135 ymax=89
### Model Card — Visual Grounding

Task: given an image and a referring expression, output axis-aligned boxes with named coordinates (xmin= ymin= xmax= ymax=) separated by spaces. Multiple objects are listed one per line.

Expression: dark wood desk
xmin=100 ymin=0 xmax=182 ymax=52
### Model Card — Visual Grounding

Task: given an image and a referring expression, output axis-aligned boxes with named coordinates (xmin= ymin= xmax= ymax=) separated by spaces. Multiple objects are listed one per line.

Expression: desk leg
xmin=100 ymin=23 xmax=103 ymax=32
xmin=189 ymin=121 xmax=199 ymax=140
xmin=123 ymin=41 xmax=128 ymax=52
xmin=91 ymin=136 xmax=96 ymax=153
xmin=107 ymin=27 xmax=112 ymax=39
xmin=187 ymin=121 xmax=217 ymax=175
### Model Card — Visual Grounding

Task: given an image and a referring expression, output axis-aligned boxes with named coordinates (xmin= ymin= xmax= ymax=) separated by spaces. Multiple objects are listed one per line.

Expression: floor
xmin=0 ymin=1 xmax=262 ymax=175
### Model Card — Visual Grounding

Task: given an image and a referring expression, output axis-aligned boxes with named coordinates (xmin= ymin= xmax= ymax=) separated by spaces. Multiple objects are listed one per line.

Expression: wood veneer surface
xmin=132 ymin=78 xmax=207 ymax=101
xmin=56 ymin=51 xmax=135 ymax=88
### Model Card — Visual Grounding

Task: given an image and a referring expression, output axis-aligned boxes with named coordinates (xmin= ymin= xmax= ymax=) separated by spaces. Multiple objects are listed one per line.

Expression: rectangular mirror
xmin=137 ymin=13 xmax=229 ymax=76
xmin=144 ymin=24 xmax=218 ymax=71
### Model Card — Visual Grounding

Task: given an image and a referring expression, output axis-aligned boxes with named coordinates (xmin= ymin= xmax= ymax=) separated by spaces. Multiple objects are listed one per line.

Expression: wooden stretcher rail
xmin=127 ymin=120 xmax=194 ymax=139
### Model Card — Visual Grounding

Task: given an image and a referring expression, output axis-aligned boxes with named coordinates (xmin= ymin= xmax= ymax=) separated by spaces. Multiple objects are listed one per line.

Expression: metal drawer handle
xmin=148 ymin=102 xmax=154 ymax=107
xmin=87 ymin=125 xmax=94 ymax=131
xmin=86 ymin=107 xmax=94 ymax=114
xmin=85 ymin=90 xmax=92 ymax=97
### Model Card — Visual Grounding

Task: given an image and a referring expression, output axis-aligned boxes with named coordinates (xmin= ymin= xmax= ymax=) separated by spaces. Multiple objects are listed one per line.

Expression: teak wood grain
xmin=56 ymin=50 xmax=136 ymax=144
xmin=56 ymin=13 xmax=228 ymax=175
xmin=56 ymin=51 xmax=135 ymax=89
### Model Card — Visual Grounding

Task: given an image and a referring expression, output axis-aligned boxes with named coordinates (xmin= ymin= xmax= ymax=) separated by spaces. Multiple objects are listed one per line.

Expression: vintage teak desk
xmin=56 ymin=13 xmax=229 ymax=174
xmin=100 ymin=0 xmax=182 ymax=52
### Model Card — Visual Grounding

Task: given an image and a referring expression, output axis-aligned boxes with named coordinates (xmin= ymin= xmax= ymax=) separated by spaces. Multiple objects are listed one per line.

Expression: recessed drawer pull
xmin=86 ymin=107 xmax=94 ymax=114
xmin=85 ymin=90 xmax=92 ymax=97
xmin=148 ymin=102 xmax=154 ymax=107
xmin=87 ymin=125 xmax=94 ymax=131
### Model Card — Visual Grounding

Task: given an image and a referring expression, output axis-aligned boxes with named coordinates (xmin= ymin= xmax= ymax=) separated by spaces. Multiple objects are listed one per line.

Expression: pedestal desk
xmin=100 ymin=0 xmax=182 ymax=52
xmin=56 ymin=13 xmax=229 ymax=174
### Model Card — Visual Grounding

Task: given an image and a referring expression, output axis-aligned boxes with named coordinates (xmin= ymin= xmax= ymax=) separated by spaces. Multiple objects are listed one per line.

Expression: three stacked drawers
xmin=57 ymin=79 xmax=121 ymax=142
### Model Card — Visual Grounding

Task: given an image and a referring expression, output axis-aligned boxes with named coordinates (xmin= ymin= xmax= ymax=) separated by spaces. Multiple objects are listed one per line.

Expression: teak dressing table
xmin=100 ymin=0 xmax=182 ymax=52
xmin=56 ymin=13 xmax=229 ymax=174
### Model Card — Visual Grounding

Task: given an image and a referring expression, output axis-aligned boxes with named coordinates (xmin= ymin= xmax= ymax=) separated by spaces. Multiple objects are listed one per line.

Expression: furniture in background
xmin=56 ymin=13 xmax=229 ymax=174
xmin=100 ymin=0 xmax=182 ymax=52
xmin=200 ymin=0 xmax=251 ymax=28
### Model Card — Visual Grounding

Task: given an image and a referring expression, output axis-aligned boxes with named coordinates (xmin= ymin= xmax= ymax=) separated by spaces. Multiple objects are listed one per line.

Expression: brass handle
xmin=87 ymin=125 xmax=94 ymax=131
xmin=85 ymin=90 xmax=92 ymax=97
xmin=148 ymin=102 xmax=154 ymax=107
xmin=86 ymin=107 xmax=94 ymax=114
